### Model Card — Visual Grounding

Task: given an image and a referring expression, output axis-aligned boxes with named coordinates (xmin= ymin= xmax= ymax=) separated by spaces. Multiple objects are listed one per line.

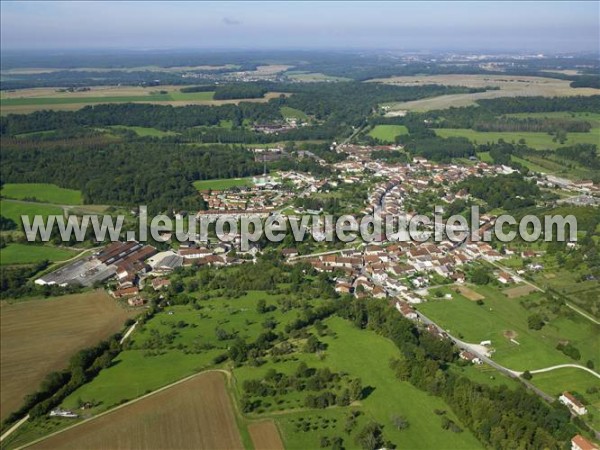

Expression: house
xmin=497 ymin=271 xmax=512 ymax=284
xmin=335 ymin=280 xmax=352 ymax=294
xmin=151 ymin=278 xmax=171 ymax=291
xmin=395 ymin=301 xmax=417 ymax=320
xmin=282 ymin=248 xmax=299 ymax=258
xmin=127 ymin=296 xmax=146 ymax=307
xmin=111 ymin=286 xmax=139 ymax=298
xmin=459 ymin=350 xmax=482 ymax=365
xmin=571 ymin=434 xmax=599 ymax=450
xmin=560 ymin=392 xmax=588 ymax=415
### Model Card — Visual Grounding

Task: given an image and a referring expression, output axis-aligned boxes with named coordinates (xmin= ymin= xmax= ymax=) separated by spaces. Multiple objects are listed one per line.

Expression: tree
xmin=521 ymin=370 xmax=532 ymax=380
xmin=349 ymin=378 xmax=363 ymax=401
xmin=527 ymin=314 xmax=545 ymax=330
xmin=391 ymin=415 xmax=409 ymax=430
xmin=355 ymin=422 xmax=384 ymax=450
xmin=256 ymin=299 xmax=267 ymax=314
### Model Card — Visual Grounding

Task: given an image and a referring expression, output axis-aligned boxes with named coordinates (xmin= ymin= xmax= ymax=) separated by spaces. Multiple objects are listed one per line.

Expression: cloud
xmin=222 ymin=17 xmax=241 ymax=26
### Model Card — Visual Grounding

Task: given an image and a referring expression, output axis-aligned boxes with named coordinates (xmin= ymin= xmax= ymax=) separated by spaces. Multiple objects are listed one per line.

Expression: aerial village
xmin=34 ymin=141 xmax=598 ymax=431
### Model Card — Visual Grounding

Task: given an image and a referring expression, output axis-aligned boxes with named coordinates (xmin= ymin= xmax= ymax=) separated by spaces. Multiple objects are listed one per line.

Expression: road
xmin=0 ymin=415 xmax=29 ymax=443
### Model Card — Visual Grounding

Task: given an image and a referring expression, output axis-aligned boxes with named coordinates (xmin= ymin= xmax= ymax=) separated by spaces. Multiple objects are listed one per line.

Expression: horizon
xmin=1 ymin=1 xmax=599 ymax=54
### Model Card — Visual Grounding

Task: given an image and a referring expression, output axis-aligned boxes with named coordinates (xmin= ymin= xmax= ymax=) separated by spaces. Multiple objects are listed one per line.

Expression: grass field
xmin=107 ymin=125 xmax=178 ymax=137
xmin=280 ymin=106 xmax=309 ymax=121
xmin=0 ymin=243 xmax=77 ymax=265
xmin=286 ymin=71 xmax=351 ymax=82
xmin=368 ymin=125 xmax=409 ymax=143
xmin=0 ymin=86 xmax=287 ymax=114
xmin=193 ymin=177 xmax=253 ymax=191
xmin=433 ymin=128 xmax=600 ymax=150
xmin=417 ymin=284 xmax=600 ymax=371
xmin=372 ymin=74 xmax=600 ymax=112
xmin=28 ymin=371 xmax=244 ymax=450
xmin=1 ymin=183 xmax=82 ymax=205
xmin=236 ymin=317 xmax=483 ymax=449
xmin=530 ymin=367 xmax=600 ymax=430
xmin=0 ymin=291 xmax=136 ymax=421
xmin=0 ymin=200 xmax=64 ymax=229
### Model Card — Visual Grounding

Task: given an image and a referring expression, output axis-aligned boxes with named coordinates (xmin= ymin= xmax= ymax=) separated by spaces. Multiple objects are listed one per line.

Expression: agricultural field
xmin=1 ymin=183 xmax=82 ymax=205
xmin=0 ymin=200 xmax=64 ymax=229
xmin=0 ymin=243 xmax=78 ymax=265
xmin=0 ymin=86 xmax=286 ymax=114
xmin=280 ymin=106 xmax=309 ymax=121
xmin=433 ymin=128 xmax=600 ymax=150
xmin=0 ymin=291 xmax=137 ymax=422
xmin=248 ymin=420 xmax=284 ymax=450
xmin=418 ymin=284 xmax=600 ymax=371
xmin=39 ymin=290 xmax=485 ymax=450
xmin=107 ymin=126 xmax=178 ymax=137
xmin=371 ymin=74 xmax=600 ymax=112
xmin=285 ymin=71 xmax=351 ymax=82
xmin=27 ymin=371 xmax=244 ymax=450
xmin=193 ymin=177 xmax=254 ymax=191
xmin=368 ymin=124 xmax=408 ymax=143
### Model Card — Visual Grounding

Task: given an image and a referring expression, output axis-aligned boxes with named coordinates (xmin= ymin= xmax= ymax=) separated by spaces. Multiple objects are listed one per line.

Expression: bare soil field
xmin=370 ymin=74 xmax=600 ymax=111
xmin=249 ymin=420 xmax=285 ymax=450
xmin=0 ymin=291 xmax=136 ymax=421
xmin=503 ymin=284 xmax=538 ymax=299
xmin=28 ymin=371 xmax=244 ymax=450
xmin=457 ymin=285 xmax=485 ymax=301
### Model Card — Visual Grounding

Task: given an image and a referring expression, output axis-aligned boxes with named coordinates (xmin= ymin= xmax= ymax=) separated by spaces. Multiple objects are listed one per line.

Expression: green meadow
xmin=108 ymin=125 xmax=178 ymax=137
xmin=235 ymin=317 xmax=482 ymax=450
xmin=368 ymin=125 xmax=409 ymax=143
xmin=0 ymin=200 xmax=63 ymax=229
xmin=280 ymin=106 xmax=309 ymax=121
xmin=0 ymin=91 xmax=215 ymax=107
xmin=0 ymin=243 xmax=77 ymax=265
xmin=434 ymin=128 xmax=600 ymax=150
xmin=1 ymin=183 xmax=82 ymax=205
xmin=193 ymin=177 xmax=253 ymax=191
xmin=530 ymin=367 xmax=600 ymax=429
xmin=417 ymin=284 xmax=599 ymax=371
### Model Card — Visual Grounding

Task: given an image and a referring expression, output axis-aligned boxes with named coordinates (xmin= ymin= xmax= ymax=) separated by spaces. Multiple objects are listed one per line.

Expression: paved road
xmin=528 ymin=364 xmax=600 ymax=379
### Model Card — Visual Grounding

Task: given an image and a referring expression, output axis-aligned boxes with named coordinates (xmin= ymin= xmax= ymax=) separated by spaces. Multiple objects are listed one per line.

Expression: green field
xmin=237 ymin=317 xmax=483 ymax=450
xmin=0 ymin=200 xmax=63 ymax=229
xmin=434 ymin=128 xmax=600 ymax=150
xmin=1 ymin=183 xmax=82 ymax=205
xmin=193 ymin=177 xmax=253 ymax=191
xmin=285 ymin=71 xmax=351 ymax=82
xmin=0 ymin=243 xmax=77 ymax=265
xmin=418 ymin=284 xmax=599 ymax=371
xmin=280 ymin=106 xmax=309 ymax=121
xmin=0 ymin=91 xmax=214 ymax=106
xmin=58 ymin=290 xmax=482 ymax=450
xmin=530 ymin=367 xmax=600 ymax=429
xmin=368 ymin=125 xmax=409 ymax=143
xmin=108 ymin=125 xmax=178 ymax=137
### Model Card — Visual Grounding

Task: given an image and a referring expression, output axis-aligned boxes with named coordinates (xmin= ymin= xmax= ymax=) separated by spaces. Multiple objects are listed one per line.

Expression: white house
xmin=560 ymin=392 xmax=588 ymax=415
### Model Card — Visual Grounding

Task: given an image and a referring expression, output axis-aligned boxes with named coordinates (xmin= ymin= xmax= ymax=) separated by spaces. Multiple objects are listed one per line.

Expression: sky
xmin=1 ymin=1 xmax=599 ymax=53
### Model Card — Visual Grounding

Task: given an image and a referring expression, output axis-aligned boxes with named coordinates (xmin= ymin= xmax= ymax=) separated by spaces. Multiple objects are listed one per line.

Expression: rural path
xmin=0 ymin=415 xmax=29 ymax=443
xmin=16 ymin=369 xmax=232 ymax=450
xmin=119 ymin=321 xmax=139 ymax=344
xmin=524 ymin=364 xmax=600 ymax=379
xmin=565 ymin=302 xmax=600 ymax=325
